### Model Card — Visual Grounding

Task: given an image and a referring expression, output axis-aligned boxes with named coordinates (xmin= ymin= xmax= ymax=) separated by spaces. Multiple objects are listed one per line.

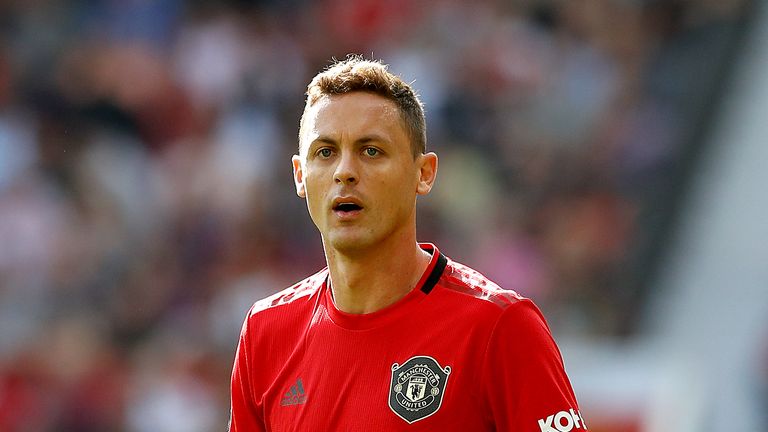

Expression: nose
xmin=333 ymin=152 xmax=358 ymax=185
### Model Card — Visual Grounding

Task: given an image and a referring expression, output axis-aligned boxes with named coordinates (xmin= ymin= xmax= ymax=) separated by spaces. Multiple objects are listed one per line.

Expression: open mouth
xmin=333 ymin=203 xmax=363 ymax=213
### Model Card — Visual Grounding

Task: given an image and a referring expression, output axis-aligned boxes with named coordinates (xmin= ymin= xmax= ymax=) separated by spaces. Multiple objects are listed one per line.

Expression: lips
xmin=331 ymin=196 xmax=364 ymax=218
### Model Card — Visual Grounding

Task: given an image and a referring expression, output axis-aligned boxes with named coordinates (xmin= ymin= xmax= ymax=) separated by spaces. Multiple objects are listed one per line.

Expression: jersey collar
xmin=321 ymin=243 xmax=448 ymax=330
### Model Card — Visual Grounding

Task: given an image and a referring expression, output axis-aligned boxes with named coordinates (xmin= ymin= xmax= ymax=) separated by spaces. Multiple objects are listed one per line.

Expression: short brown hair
xmin=299 ymin=56 xmax=426 ymax=157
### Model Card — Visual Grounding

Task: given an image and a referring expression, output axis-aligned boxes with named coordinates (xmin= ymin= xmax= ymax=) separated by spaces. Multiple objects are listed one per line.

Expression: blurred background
xmin=0 ymin=0 xmax=765 ymax=431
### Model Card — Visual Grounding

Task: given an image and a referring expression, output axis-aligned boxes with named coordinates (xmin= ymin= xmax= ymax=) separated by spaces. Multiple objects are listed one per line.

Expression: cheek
xmin=303 ymin=168 xmax=334 ymax=213
xmin=383 ymin=170 xmax=418 ymax=209
xmin=302 ymin=167 xmax=323 ymax=195
xmin=300 ymin=171 xmax=321 ymax=207
xmin=391 ymin=165 xmax=419 ymax=192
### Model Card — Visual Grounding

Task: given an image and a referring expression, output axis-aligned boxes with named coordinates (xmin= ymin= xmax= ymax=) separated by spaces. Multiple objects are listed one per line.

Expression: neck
xmin=324 ymin=235 xmax=432 ymax=315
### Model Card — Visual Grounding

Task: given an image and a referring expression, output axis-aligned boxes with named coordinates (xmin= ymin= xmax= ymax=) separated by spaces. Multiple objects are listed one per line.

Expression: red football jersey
xmin=230 ymin=244 xmax=587 ymax=431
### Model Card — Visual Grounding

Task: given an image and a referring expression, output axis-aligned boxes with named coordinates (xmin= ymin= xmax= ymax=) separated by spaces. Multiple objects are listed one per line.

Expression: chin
xmin=325 ymin=232 xmax=378 ymax=255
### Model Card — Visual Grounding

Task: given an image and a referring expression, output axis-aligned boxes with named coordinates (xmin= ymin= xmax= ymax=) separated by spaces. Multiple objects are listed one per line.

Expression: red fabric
xmin=230 ymin=244 xmax=586 ymax=431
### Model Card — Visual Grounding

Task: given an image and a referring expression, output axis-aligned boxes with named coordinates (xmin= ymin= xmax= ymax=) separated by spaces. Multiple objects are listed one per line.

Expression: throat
xmin=329 ymin=279 xmax=413 ymax=315
xmin=326 ymin=246 xmax=431 ymax=314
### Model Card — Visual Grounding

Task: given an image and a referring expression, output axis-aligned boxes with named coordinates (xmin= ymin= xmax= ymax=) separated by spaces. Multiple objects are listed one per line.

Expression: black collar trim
xmin=421 ymin=252 xmax=447 ymax=295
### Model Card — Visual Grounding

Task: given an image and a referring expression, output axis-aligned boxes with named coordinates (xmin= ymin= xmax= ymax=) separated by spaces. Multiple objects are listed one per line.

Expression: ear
xmin=416 ymin=152 xmax=438 ymax=195
xmin=292 ymin=155 xmax=306 ymax=198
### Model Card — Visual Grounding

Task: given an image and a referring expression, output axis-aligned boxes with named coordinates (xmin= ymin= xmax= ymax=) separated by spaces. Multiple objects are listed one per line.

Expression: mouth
xmin=333 ymin=202 xmax=362 ymax=212
xmin=333 ymin=203 xmax=363 ymax=213
xmin=332 ymin=198 xmax=364 ymax=218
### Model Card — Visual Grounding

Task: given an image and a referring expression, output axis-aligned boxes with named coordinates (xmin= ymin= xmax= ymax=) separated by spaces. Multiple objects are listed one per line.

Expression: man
xmin=229 ymin=56 xmax=587 ymax=431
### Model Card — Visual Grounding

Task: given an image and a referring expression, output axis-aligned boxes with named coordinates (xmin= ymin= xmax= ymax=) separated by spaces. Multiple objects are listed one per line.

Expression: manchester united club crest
xmin=389 ymin=356 xmax=451 ymax=424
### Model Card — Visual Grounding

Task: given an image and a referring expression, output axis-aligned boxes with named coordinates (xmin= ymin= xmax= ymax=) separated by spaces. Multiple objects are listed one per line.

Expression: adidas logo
xmin=280 ymin=378 xmax=307 ymax=406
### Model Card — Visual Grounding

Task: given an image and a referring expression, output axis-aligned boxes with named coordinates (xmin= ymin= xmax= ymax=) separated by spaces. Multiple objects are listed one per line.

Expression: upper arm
xmin=481 ymin=300 xmax=588 ymax=431
xmin=229 ymin=307 xmax=266 ymax=432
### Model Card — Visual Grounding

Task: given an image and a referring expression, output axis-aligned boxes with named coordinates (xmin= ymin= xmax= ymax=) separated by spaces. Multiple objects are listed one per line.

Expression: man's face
xmin=293 ymin=92 xmax=437 ymax=255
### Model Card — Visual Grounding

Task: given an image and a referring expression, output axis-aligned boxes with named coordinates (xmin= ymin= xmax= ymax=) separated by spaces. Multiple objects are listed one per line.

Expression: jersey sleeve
xmin=229 ymin=307 xmax=266 ymax=432
xmin=481 ymin=299 xmax=588 ymax=432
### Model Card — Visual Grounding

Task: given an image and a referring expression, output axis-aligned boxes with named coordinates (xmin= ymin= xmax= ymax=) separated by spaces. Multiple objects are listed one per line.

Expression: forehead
xmin=301 ymin=92 xmax=407 ymax=149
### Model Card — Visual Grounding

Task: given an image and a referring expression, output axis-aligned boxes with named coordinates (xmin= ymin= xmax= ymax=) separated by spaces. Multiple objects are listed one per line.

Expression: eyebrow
xmin=311 ymin=136 xmax=337 ymax=146
xmin=310 ymin=133 xmax=391 ymax=147
xmin=316 ymin=133 xmax=390 ymax=145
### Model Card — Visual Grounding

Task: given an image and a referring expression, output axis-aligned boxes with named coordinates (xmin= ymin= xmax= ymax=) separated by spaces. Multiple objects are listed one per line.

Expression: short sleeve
xmin=481 ymin=299 xmax=588 ymax=431
xmin=229 ymin=307 xmax=266 ymax=432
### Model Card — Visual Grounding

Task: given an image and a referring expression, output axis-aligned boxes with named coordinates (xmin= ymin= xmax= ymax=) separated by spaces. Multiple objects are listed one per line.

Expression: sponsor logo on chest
xmin=388 ymin=355 xmax=451 ymax=424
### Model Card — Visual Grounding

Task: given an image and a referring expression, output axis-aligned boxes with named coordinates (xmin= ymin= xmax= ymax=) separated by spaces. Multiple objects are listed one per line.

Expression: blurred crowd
xmin=0 ymin=0 xmax=748 ymax=430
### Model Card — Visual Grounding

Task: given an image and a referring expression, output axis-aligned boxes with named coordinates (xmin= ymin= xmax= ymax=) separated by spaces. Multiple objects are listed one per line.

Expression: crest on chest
xmin=388 ymin=355 xmax=452 ymax=424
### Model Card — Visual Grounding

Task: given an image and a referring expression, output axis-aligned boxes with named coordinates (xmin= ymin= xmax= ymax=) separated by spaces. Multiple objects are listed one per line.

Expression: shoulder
xmin=235 ymin=269 xmax=328 ymax=381
xmin=437 ymin=258 xmax=560 ymax=353
xmin=245 ymin=268 xmax=327 ymax=325
xmin=437 ymin=258 xmax=527 ymax=311
xmin=435 ymin=256 xmax=555 ymax=355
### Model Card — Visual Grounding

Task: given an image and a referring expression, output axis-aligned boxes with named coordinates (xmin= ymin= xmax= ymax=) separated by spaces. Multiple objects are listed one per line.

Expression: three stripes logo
xmin=281 ymin=378 xmax=307 ymax=406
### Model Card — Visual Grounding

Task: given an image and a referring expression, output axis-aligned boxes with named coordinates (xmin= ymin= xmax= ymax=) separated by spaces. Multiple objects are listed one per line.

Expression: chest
xmin=261 ymin=318 xmax=492 ymax=431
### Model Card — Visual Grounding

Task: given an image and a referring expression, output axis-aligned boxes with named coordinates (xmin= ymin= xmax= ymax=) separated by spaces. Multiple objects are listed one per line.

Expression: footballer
xmin=228 ymin=56 xmax=587 ymax=431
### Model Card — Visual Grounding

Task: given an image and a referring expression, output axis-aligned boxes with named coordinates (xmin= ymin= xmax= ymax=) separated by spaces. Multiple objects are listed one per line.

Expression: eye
xmin=364 ymin=147 xmax=379 ymax=157
xmin=317 ymin=148 xmax=333 ymax=158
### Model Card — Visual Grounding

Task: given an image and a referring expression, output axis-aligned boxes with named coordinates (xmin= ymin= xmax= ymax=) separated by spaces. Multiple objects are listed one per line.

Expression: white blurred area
xmin=564 ymin=2 xmax=768 ymax=430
